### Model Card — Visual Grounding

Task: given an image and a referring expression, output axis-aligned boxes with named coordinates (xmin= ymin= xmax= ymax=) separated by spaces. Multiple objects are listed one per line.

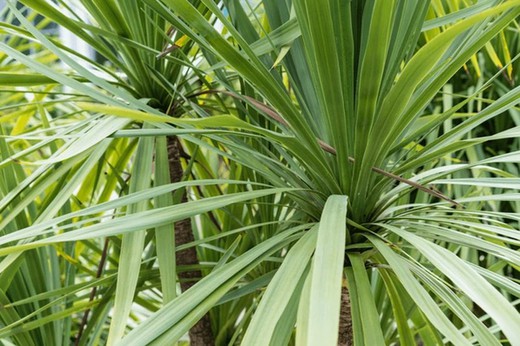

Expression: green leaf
xmin=107 ymin=128 xmax=155 ymax=344
xmin=153 ymin=136 xmax=177 ymax=304
xmin=383 ymin=225 xmax=520 ymax=343
xmin=347 ymin=253 xmax=386 ymax=345
xmin=367 ymin=235 xmax=472 ymax=345
xmin=378 ymin=268 xmax=416 ymax=346
xmin=302 ymin=195 xmax=348 ymax=345
xmin=241 ymin=226 xmax=317 ymax=346
xmin=0 ymin=72 xmax=72 ymax=86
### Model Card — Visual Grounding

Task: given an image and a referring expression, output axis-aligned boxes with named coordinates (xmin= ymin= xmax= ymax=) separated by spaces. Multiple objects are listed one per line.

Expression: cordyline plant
xmin=0 ymin=0 xmax=520 ymax=345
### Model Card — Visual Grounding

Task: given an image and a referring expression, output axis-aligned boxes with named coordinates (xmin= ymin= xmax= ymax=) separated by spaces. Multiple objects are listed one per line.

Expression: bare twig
xmin=157 ymin=44 xmax=180 ymax=59
xmin=157 ymin=26 xmax=181 ymax=59
xmin=370 ymin=166 xmax=462 ymax=207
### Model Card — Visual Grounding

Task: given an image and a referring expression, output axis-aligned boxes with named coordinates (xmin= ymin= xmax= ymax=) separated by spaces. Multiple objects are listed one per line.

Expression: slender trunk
xmin=338 ymin=284 xmax=353 ymax=346
xmin=167 ymin=136 xmax=215 ymax=346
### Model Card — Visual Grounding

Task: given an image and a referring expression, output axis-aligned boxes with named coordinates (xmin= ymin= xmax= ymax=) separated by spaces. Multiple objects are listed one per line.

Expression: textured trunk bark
xmin=338 ymin=284 xmax=353 ymax=346
xmin=167 ymin=136 xmax=215 ymax=346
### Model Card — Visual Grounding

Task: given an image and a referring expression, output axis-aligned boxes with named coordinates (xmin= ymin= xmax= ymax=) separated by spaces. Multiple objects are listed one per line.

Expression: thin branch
xmin=370 ymin=165 xmax=462 ymax=208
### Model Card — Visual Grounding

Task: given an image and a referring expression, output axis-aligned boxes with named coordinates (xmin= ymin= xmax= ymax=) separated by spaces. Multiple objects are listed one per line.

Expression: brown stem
xmin=167 ymin=136 xmax=215 ymax=346
xmin=338 ymin=283 xmax=353 ymax=346
xmin=370 ymin=165 xmax=462 ymax=207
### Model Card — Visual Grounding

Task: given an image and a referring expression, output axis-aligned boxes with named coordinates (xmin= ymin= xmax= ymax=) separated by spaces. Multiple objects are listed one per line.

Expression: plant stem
xmin=168 ymin=136 xmax=215 ymax=346
xmin=338 ymin=283 xmax=353 ymax=346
